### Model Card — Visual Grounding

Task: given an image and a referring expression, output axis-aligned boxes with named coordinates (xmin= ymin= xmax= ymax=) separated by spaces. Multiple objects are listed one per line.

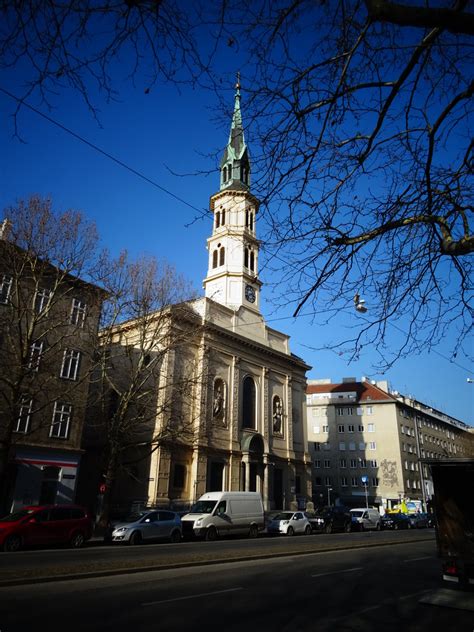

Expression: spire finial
xmin=235 ymin=71 xmax=241 ymax=93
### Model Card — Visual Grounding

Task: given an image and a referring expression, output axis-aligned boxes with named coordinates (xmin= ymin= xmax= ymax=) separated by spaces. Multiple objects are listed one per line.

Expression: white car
xmin=266 ymin=511 xmax=312 ymax=536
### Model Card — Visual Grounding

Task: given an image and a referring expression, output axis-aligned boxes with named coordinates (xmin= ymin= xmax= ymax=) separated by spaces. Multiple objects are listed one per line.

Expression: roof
xmin=306 ymin=381 xmax=396 ymax=403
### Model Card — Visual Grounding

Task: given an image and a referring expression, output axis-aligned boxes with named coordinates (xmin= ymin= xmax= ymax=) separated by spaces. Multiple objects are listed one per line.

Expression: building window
xmin=359 ymin=459 xmax=367 ymax=467
xmin=314 ymin=460 xmax=321 ymax=468
xmin=221 ymin=210 xmax=225 ymax=225
xmin=405 ymin=460 xmax=409 ymax=470
xmin=173 ymin=464 xmax=186 ymax=489
xmin=34 ymin=288 xmax=52 ymax=313
xmin=15 ymin=396 xmax=33 ymax=433
xmin=315 ymin=477 xmax=322 ymax=486
xmin=28 ymin=340 xmax=44 ymax=371
xmin=339 ymin=442 xmax=346 ymax=451
xmin=338 ymin=424 xmax=345 ymax=432
xmin=60 ymin=349 xmax=81 ymax=380
xmin=312 ymin=426 xmax=320 ymax=435
xmin=337 ymin=407 xmax=344 ymax=416
xmin=340 ymin=476 xmax=348 ymax=487
xmin=357 ymin=407 xmax=363 ymax=415
xmin=367 ymin=423 xmax=375 ymax=432
xmin=215 ymin=211 xmax=220 ymax=228
xmin=70 ymin=298 xmax=86 ymax=327
xmin=368 ymin=441 xmax=376 ymax=451
xmin=369 ymin=459 xmax=377 ymax=467
xmin=350 ymin=459 xmax=357 ymax=468
xmin=0 ymin=274 xmax=12 ymax=304
xmin=324 ymin=459 xmax=331 ymax=468
xmin=250 ymin=250 xmax=255 ymax=272
xmin=340 ymin=459 xmax=347 ymax=468
xmin=349 ymin=442 xmax=356 ymax=451
xmin=359 ymin=442 xmax=366 ymax=450
xmin=348 ymin=424 xmax=355 ymax=432
xmin=371 ymin=477 xmax=379 ymax=487
xmin=351 ymin=477 xmax=358 ymax=487
xmin=358 ymin=425 xmax=364 ymax=432
xmin=324 ymin=476 xmax=332 ymax=486
xmin=314 ymin=442 xmax=321 ymax=451
xmin=244 ymin=248 xmax=249 ymax=268
xmin=242 ymin=376 xmax=256 ymax=429
xmin=347 ymin=407 xmax=354 ymax=415
xmin=312 ymin=408 xmax=319 ymax=417
xmin=322 ymin=425 xmax=329 ymax=433
xmin=323 ymin=443 xmax=331 ymax=451
xmin=212 ymin=250 xmax=218 ymax=268
xmin=366 ymin=406 xmax=373 ymax=415
xmin=219 ymin=246 xmax=225 ymax=266
xmin=50 ymin=402 xmax=72 ymax=439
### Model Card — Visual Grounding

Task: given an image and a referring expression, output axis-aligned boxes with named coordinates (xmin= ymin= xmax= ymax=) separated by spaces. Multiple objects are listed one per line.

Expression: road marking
xmin=403 ymin=556 xmax=433 ymax=562
xmin=142 ymin=587 xmax=243 ymax=607
xmin=311 ymin=567 xmax=363 ymax=578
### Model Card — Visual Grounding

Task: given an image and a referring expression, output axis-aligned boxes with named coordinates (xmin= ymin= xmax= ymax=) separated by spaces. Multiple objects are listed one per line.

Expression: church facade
xmin=87 ymin=83 xmax=312 ymax=513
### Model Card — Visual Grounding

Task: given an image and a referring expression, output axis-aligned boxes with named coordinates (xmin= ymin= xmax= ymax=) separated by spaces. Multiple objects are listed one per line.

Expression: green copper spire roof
xmin=220 ymin=73 xmax=251 ymax=191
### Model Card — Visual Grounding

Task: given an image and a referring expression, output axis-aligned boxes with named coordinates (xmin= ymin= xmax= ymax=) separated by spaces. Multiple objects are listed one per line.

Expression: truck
xmin=426 ymin=458 xmax=474 ymax=591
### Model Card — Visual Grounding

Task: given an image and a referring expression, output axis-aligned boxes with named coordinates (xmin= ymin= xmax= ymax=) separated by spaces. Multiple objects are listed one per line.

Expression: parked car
xmin=408 ymin=512 xmax=431 ymax=529
xmin=350 ymin=507 xmax=381 ymax=531
xmin=266 ymin=511 xmax=312 ymax=536
xmin=381 ymin=512 xmax=412 ymax=530
xmin=0 ymin=504 xmax=93 ymax=552
xmin=306 ymin=506 xmax=352 ymax=534
xmin=108 ymin=509 xmax=182 ymax=545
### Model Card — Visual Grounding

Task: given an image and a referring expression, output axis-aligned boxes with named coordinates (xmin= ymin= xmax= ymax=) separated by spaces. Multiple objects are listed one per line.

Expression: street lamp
xmin=327 ymin=487 xmax=333 ymax=507
xmin=361 ymin=476 xmax=369 ymax=509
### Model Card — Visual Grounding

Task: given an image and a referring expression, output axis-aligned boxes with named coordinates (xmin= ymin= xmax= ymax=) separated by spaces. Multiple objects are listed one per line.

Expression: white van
xmin=181 ymin=491 xmax=265 ymax=541
xmin=350 ymin=507 xmax=381 ymax=531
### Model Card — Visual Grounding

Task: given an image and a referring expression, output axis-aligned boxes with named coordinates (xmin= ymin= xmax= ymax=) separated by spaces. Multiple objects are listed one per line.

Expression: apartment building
xmin=0 ymin=226 xmax=104 ymax=512
xmin=307 ymin=377 xmax=473 ymax=512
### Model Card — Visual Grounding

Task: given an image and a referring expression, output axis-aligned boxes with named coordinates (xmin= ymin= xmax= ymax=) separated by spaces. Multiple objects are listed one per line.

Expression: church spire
xmin=220 ymin=73 xmax=251 ymax=191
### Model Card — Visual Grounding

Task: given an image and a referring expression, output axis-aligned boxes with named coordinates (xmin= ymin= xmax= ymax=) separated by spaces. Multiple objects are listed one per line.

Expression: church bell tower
xmin=203 ymin=77 xmax=262 ymax=312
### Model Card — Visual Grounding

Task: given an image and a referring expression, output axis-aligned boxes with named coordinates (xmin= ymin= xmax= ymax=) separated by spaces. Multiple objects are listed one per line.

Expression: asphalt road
xmin=0 ymin=528 xmax=434 ymax=584
xmin=1 ymin=537 xmax=473 ymax=632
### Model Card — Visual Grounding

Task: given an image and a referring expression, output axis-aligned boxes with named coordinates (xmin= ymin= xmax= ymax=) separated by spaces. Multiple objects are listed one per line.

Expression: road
xmin=1 ymin=532 xmax=473 ymax=632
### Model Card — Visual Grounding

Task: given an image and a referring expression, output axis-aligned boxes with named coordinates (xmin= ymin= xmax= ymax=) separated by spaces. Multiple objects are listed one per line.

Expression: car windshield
xmin=351 ymin=511 xmax=364 ymax=518
xmin=0 ymin=509 xmax=36 ymax=522
xmin=124 ymin=512 xmax=148 ymax=523
xmin=272 ymin=512 xmax=293 ymax=521
xmin=190 ymin=501 xmax=217 ymax=514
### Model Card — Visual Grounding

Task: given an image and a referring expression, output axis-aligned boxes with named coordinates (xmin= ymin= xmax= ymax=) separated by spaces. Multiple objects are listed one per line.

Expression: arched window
xmin=250 ymin=212 xmax=254 ymax=232
xmin=245 ymin=209 xmax=249 ymax=228
xmin=244 ymin=247 xmax=249 ymax=268
xmin=215 ymin=211 xmax=220 ymax=229
xmin=222 ymin=166 xmax=227 ymax=182
xmin=221 ymin=209 xmax=225 ymax=225
xmin=212 ymin=250 xmax=218 ymax=268
xmin=250 ymin=251 xmax=255 ymax=272
xmin=219 ymin=247 xmax=225 ymax=266
xmin=242 ymin=376 xmax=256 ymax=429
xmin=227 ymin=164 xmax=232 ymax=180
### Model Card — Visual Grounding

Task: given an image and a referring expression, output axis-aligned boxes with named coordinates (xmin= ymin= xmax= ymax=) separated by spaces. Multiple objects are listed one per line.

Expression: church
xmin=85 ymin=82 xmax=312 ymax=513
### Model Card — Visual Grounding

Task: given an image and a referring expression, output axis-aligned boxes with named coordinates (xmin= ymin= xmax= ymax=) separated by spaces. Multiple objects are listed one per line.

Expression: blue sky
xmin=1 ymin=39 xmax=472 ymax=425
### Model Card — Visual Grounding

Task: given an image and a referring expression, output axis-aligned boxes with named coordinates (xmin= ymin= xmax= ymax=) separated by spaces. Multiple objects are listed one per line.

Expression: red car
xmin=0 ymin=504 xmax=93 ymax=552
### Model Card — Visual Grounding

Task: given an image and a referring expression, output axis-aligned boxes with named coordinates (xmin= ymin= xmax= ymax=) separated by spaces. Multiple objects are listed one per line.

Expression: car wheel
xmin=129 ymin=531 xmax=142 ymax=545
xmin=205 ymin=526 xmax=218 ymax=542
xmin=70 ymin=531 xmax=85 ymax=548
xmin=344 ymin=522 xmax=352 ymax=533
xmin=287 ymin=526 xmax=295 ymax=536
xmin=4 ymin=535 xmax=21 ymax=552
xmin=325 ymin=523 xmax=333 ymax=534
xmin=170 ymin=530 xmax=181 ymax=543
xmin=305 ymin=525 xmax=312 ymax=535
xmin=249 ymin=525 xmax=259 ymax=539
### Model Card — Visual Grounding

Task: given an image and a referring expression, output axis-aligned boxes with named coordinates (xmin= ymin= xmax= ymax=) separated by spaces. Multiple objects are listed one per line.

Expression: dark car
xmin=306 ymin=506 xmax=352 ymax=534
xmin=0 ymin=504 xmax=93 ymax=552
xmin=408 ymin=512 xmax=431 ymax=528
xmin=381 ymin=512 xmax=412 ymax=530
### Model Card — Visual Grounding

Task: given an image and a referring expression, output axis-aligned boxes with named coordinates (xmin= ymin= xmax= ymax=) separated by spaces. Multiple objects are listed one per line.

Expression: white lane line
xmin=311 ymin=566 xmax=363 ymax=578
xmin=142 ymin=587 xmax=243 ymax=607
xmin=403 ymin=556 xmax=433 ymax=562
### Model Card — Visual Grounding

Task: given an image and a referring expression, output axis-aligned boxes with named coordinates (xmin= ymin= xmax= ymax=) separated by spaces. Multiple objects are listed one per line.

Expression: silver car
xmin=109 ymin=509 xmax=182 ymax=545
xmin=266 ymin=511 xmax=312 ymax=536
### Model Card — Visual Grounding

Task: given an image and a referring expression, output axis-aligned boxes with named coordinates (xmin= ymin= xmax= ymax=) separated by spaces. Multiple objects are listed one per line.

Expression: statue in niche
xmin=273 ymin=397 xmax=283 ymax=434
xmin=213 ymin=378 xmax=225 ymax=422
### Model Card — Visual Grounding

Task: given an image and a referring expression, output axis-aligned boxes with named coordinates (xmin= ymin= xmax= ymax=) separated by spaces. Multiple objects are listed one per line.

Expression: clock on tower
xmin=245 ymin=284 xmax=256 ymax=303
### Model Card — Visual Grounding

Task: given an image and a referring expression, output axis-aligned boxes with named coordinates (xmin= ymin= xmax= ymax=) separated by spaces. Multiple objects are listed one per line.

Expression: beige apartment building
xmin=307 ymin=378 xmax=474 ymax=512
